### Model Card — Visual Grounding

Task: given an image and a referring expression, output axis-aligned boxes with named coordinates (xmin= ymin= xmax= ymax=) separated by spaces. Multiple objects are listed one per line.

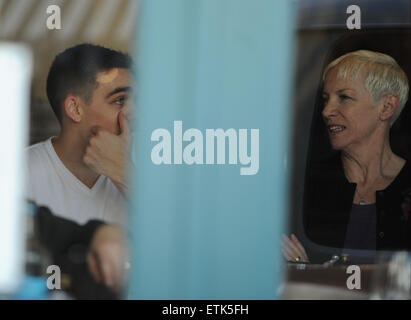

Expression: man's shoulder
xmin=26 ymin=138 xmax=53 ymax=167
xmin=26 ymin=138 xmax=49 ymax=152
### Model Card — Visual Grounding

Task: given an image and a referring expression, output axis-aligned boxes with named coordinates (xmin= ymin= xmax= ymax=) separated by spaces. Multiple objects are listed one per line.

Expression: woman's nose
xmin=322 ymin=99 xmax=337 ymax=120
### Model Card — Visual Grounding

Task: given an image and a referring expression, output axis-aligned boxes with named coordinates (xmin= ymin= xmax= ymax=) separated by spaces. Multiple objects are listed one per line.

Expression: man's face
xmin=82 ymin=68 xmax=134 ymax=136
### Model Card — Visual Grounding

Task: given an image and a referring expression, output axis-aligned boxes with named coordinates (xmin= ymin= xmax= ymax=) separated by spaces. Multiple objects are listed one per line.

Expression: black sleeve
xmin=34 ymin=206 xmax=105 ymax=264
xmin=33 ymin=206 xmax=119 ymax=299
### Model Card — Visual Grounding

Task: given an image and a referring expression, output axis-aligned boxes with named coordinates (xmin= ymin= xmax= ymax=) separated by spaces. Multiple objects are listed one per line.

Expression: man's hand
xmin=83 ymin=112 xmax=131 ymax=196
xmin=282 ymin=234 xmax=309 ymax=263
xmin=87 ymin=224 xmax=129 ymax=293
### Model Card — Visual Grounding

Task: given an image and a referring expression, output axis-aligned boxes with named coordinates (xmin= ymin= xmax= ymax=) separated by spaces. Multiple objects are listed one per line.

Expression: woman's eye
xmin=339 ymin=94 xmax=351 ymax=101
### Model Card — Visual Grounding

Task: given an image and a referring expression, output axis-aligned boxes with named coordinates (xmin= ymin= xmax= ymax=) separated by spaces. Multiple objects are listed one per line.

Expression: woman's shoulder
xmin=387 ymin=156 xmax=411 ymax=192
xmin=395 ymin=156 xmax=411 ymax=178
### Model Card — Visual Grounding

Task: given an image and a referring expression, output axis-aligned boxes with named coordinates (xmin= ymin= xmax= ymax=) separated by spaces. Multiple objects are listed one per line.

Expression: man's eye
xmin=114 ymin=97 xmax=126 ymax=105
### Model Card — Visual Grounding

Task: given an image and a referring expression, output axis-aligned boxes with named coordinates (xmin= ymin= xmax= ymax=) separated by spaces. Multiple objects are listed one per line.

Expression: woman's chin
xmin=329 ymin=139 xmax=345 ymax=151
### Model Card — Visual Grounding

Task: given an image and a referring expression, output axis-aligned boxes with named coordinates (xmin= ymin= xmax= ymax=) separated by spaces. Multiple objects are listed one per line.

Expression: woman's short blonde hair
xmin=323 ymin=50 xmax=409 ymax=125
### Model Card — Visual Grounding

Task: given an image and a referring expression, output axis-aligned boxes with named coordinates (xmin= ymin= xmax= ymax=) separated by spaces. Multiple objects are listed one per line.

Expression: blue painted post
xmin=128 ymin=0 xmax=295 ymax=299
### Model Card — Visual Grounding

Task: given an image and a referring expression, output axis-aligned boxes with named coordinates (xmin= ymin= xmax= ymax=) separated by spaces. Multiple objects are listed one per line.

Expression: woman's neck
xmin=341 ymin=140 xmax=405 ymax=188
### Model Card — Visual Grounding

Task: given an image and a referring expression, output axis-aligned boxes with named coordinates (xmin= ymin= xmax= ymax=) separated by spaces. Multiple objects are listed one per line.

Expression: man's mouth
xmin=327 ymin=125 xmax=346 ymax=133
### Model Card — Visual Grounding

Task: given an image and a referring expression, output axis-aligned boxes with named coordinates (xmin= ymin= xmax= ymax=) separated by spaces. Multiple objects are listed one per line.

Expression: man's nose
xmin=122 ymin=102 xmax=135 ymax=124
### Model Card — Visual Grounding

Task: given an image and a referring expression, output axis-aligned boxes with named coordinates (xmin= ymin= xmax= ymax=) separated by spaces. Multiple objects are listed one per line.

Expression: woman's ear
xmin=379 ymin=94 xmax=399 ymax=122
xmin=63 ymin=95 xmax=83 ymax=123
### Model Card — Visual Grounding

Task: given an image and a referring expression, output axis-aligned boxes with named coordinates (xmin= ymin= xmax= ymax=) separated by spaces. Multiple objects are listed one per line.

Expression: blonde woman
xmin=283 ymin=50 xmax=410 ymax=263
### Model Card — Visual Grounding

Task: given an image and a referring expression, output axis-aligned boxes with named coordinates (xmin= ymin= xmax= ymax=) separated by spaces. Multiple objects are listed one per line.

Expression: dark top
xmin=34 ymin=205 xmax=118 ymax=299
xmin=304 ymin=152 xmax=411 ymax=262
xmin=343 ymin=203 xmax=376 ymax=251
xmin=35 ymin=205 xmax=104 ymax=263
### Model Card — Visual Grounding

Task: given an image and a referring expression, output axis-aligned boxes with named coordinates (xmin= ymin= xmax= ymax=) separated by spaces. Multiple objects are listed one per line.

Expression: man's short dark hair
xmin=46 ymin=43 xmax=133 ymax=124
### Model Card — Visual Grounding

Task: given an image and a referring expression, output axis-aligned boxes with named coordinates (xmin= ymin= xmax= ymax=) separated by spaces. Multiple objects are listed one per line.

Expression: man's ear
xmin=379 ymin=94 xmax=399 ymax=122
xmin=63 ymin=95 xmax=83 ymax=123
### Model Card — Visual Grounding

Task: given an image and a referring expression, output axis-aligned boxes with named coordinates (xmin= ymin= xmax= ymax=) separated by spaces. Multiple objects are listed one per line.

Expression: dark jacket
xmin=304 ymin=152 xmax=411 ymax=252
xmin=34 ymin=206 xmax=118 ymax=299
xmin=35 ymin=206 xmax=104 ymax=262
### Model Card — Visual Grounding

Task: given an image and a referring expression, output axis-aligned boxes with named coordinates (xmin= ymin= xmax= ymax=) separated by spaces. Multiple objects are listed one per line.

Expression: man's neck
xmin=52 ymin=130 xmax=100 ymax=189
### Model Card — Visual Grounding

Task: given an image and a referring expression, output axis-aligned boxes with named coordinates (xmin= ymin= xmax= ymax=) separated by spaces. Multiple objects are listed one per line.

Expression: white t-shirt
xmin=25 ymin=137 xmax=127 ymax=226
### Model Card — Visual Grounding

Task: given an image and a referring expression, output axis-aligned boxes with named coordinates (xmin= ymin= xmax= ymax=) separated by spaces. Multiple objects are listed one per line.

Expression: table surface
xmin=284 ymin=263 xmax=380 ymax=299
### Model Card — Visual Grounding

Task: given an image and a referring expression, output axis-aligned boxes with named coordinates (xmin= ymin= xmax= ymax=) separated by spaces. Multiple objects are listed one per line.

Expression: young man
xmin=26 ymin=44 xmax=134 ymax=226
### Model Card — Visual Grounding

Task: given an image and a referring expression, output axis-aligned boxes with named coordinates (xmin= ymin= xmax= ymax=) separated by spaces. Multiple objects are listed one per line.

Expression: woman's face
xmin=322 ymin=67 xmax=382 ymax=151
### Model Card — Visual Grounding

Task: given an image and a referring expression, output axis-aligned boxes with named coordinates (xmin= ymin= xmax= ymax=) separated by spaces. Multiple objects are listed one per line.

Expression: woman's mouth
xmin=328 ymin=125 xmax=346 ymax=134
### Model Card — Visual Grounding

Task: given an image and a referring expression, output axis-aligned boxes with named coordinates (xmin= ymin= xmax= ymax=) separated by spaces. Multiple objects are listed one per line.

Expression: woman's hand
xmin=282 ymin=234 xmax=309 ymax=263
